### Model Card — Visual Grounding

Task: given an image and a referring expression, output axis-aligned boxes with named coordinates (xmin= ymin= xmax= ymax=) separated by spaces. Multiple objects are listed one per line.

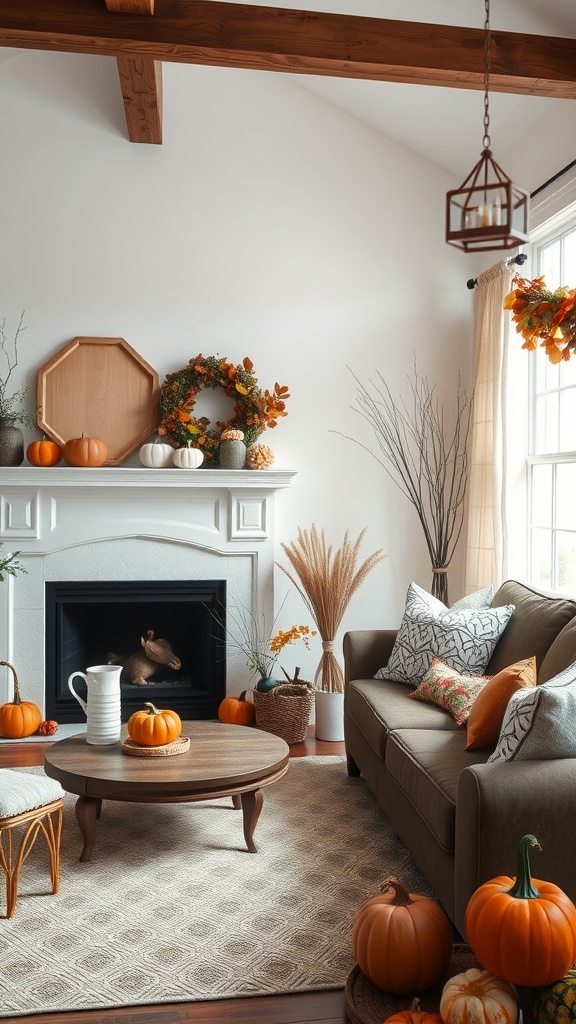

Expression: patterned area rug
xmin=1 ymin=756 xmax=434 ymax=1017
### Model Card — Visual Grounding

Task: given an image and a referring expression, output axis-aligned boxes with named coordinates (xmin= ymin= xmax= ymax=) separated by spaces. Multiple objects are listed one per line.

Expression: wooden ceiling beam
xmin=1 ymin=2 xmax=575 ymax=100
xmin=105 ymin=0 xmax=162 ymax=146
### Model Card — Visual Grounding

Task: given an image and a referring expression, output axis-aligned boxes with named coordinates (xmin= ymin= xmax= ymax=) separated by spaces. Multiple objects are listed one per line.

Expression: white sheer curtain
xmin=464 ymin=260 xmax=514 ymax=593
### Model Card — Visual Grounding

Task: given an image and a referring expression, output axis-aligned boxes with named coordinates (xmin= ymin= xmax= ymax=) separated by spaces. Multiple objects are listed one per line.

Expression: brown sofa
xmin=343 ymin=580 xmax=576 ymax=938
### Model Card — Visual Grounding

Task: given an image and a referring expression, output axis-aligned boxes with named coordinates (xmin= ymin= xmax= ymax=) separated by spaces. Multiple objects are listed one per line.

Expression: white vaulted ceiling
xmin=1 ymin=0 xmax=575 ymax=178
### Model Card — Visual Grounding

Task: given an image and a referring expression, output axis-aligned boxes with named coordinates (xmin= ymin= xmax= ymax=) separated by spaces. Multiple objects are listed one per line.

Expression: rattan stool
xmin=0 ymin=769 xmax=65 ymax=919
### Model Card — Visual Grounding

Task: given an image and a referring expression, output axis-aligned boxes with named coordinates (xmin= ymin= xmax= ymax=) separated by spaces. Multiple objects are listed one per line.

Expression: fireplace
xmin=45 ymin=579 xmax=226 ymax=722
xmin=0 ymin=466 xmax=295 ymax=715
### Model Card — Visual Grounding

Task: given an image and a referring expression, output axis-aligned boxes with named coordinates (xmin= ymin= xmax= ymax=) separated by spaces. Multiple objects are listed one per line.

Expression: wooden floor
xmin=3 ymin=729 xmax=350 ymax=1024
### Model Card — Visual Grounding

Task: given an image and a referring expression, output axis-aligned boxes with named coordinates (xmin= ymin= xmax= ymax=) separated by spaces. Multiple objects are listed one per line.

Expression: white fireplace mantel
xmin=0 ymin=466 xmax=296 ymax=709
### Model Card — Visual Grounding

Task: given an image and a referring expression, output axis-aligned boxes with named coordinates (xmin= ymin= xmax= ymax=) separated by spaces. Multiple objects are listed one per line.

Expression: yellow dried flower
xmin=247 ymin=443 xmax=274 ymax=469
xmin=221 ymin=429 xmax=245 ymax=441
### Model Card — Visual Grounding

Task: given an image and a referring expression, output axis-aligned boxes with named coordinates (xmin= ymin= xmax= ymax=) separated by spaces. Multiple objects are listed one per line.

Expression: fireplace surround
xmin=0 ymin=466 xmax=295 ymax=715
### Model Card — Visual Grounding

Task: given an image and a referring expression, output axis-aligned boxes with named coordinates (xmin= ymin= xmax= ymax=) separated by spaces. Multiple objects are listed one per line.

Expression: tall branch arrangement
xmin=277 ymin=526 xmax=387 ymax=693
xmin=345 ymin=365 xmax=473 ymax=605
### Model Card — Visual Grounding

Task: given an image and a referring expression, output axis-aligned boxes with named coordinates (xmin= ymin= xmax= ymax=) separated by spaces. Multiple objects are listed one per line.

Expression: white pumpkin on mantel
xmin=138 ymin=440 xmax=174 ymax=468
xmin=172 ymin=443 xmax=204 ymax=469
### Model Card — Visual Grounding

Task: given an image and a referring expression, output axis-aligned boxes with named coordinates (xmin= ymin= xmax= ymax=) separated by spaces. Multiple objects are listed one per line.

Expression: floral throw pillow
xmin=408 ymin=657 xmax=491 ymax=725
xmin=488 ymin=661 xmax=576 ymax=762
xmin=375 ymin=581 xmax=515 ymax=687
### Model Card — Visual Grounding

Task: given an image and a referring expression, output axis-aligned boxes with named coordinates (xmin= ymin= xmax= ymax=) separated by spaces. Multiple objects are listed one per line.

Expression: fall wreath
xmin=158 ymin=354 xmax=289 ymax=465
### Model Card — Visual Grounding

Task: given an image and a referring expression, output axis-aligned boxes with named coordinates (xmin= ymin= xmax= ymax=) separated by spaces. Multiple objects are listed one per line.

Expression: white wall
xmin=0 ymin=51 xmax=476 ymax=683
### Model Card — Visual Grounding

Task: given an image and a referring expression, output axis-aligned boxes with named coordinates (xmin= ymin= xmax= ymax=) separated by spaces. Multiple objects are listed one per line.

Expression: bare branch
xmin=335 ymin=363 xmax=473 ymax=604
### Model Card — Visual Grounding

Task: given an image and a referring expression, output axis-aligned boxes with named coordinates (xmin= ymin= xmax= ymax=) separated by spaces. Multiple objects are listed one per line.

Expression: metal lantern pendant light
xmin=446 ymin=0 xmax=529 ymax=252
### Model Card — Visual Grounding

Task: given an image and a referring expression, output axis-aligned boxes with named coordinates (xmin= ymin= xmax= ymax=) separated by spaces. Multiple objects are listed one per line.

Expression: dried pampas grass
xmin=277 ymin=526 xmax=387 ymax=693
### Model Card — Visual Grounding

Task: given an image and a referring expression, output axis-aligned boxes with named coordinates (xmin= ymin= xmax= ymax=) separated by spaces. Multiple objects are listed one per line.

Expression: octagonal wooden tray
xmin=37 ymin=337 xmax=159 ymax=465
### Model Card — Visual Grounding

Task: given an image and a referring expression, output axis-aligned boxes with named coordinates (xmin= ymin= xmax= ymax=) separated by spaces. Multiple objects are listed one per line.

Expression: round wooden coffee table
xmin=44 ymin=721 xmax=289 ymax=862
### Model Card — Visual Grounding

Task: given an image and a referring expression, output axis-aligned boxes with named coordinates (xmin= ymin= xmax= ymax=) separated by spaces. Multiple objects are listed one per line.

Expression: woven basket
xmin=253 ymin=682 xmax=314 ymax=744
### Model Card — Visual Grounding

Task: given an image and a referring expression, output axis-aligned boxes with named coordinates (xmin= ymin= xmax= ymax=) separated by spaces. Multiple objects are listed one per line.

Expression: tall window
xmin=528 ymin=218 xmax=576 ymax=594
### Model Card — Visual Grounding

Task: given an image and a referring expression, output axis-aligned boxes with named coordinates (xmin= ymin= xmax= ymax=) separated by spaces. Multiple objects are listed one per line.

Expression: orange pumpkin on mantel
xmin=0 ymin=660 xmax=42 ymax=738
xmin=26 ymin=436 xmax=62 ymax=466
xmin=62 ymin=434 xmax=108 ymax=467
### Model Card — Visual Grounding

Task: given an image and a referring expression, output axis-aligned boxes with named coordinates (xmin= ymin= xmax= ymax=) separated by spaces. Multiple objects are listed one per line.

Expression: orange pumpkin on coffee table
xmin=127 ymin=702 xmax=182 ymax=746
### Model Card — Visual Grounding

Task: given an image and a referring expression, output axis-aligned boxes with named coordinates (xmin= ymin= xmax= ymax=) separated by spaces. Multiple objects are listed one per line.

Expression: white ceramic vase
xmin=314 ymin=689 xmax=345 ymax=742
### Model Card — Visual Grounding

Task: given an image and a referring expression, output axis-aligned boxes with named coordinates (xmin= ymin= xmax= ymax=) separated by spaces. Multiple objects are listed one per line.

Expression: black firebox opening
xmin=45 ymin=579 xmax=226 ymax=723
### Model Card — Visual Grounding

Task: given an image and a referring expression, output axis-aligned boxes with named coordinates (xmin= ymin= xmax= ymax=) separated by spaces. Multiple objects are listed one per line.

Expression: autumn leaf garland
xmin=504 ymin=274 xmax=576 ymax=364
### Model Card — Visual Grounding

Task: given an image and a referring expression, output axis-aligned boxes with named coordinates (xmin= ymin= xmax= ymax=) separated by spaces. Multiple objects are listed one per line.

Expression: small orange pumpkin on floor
xmin=0 ymin=660 xmax=42 ymax=738
xmin=384 ymin=998 xmax=442 ymax=1023
xmin=218 ymin=691 xmax=255 ymax=725
xmin=127 ymin=702 xmax=182 ymax=746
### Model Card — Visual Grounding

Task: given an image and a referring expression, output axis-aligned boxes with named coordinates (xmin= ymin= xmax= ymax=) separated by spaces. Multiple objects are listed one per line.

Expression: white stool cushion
xmin=0 ymin=769 xmax=65 ymax=817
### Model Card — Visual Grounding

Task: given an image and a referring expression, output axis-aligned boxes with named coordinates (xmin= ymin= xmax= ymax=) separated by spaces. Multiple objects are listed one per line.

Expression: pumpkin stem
xmin=409 ymin=998 xmax=422 ymax=1020
xmin=507 ymin=834 xmax=542 ymax=899
xmin=381 ymin=877 xmax=414 ymax=906
xmin=0 ymin=661 xmax=20 ymax=705
xmin=239 ymin=691 xmax=248 ymax=702
xmin=144 ymin=702 xmax=161 ymax=716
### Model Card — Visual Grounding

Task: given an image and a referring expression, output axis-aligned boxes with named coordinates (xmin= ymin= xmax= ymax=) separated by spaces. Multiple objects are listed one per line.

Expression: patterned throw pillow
xmin=407 ymin=657 xmax=491 ymax=725
xmin=465 ymin=656 xmax=537 ymax=750
xmin=375 ymin=582 xmax=515 ymax=687
xmin=488 ymin=662 xmax=576 ymax=762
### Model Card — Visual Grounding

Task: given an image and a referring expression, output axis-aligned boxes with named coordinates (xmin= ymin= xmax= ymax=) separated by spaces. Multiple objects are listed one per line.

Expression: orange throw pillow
xmin=465 ymin=656 xmax=537 ymax=750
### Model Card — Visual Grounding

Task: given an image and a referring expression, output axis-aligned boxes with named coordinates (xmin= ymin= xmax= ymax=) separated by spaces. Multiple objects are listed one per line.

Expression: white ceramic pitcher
xmin=68 ymin=664 xmax=122 ymax=745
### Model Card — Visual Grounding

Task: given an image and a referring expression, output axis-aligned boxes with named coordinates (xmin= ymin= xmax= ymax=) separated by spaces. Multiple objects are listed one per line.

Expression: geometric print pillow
xmin=488 ymin=661 xmax=576 ymax=762
xmin=375 ymin=581 xmax=515 ymax=687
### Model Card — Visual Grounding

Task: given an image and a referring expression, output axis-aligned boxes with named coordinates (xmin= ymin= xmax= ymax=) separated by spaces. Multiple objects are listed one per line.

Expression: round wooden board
xmin=345 ymin=945 xmax=482 ymax=1024
xmin=122 ymin=735 xmax=191 ymax=757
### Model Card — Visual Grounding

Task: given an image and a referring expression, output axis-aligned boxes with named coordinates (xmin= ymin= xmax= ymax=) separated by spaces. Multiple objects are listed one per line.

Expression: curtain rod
xmin=466 ymin=252 xmax=527 ymax=290
xmin=531 ymin=158 xmax=576 ymax=199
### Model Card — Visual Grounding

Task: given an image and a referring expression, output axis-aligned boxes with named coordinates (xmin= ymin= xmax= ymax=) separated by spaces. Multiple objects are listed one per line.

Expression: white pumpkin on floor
xmin=440 ymin=968 xmax=519 ymax=1024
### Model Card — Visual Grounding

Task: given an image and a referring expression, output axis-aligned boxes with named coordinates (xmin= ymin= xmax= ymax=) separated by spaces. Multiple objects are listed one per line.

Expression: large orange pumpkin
xmin=218 ymin=691 xmax=255 ymax=725
xmin=62 ymin=435 xmax=108 ymax=467
xmin=0 ymin=660 xmax=42 ymax=738
xmin=127 ymin=702 xmax=182 ymax=746
xmin=352 ymin=877 xmax=453 ymax=994
xmin=384 ymin=998 xmax=443 ymax=1023
xmin=26 ymin=437 xmax=62 ymax=466
xmin=465 ymin=834 xmax=576 ymax=987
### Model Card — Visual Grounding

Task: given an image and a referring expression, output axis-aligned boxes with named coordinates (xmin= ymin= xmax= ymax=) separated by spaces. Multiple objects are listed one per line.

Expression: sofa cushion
xmin=486 ymin=581 xmax=576 ymax=676
xmin=385 ymin=729 xmax=489 ymax=852
xmin=376 ymin=582 xmax=514 ymax=687
xmin=539 ymin=617 xmax=576 ymax=682
xmin=345 ymin=678 xmax=458 ymax=759
xmin=466 ymin=656 xmax=537 ymax=750
xmin=488 ymin=661 xmax=576 ymax=763
xmin=408 ymin=657 xmax=491 ymax=725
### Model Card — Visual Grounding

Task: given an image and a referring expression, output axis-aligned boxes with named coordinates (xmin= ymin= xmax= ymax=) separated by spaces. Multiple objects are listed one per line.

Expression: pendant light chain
xmin=444 ymin=0 xmax=529 ymax=251
xmin=483 ymin=0 xmax=491 ymax=150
